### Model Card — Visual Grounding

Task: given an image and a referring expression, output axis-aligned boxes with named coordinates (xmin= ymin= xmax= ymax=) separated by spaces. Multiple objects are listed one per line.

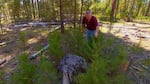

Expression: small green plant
xmin=75 ymin=54 xmax=127 ymax=84
xmin=36 ymin=44 xmax=45 ymax=57
xmin=131 ymin=46 xmax=143 ymax=54
xmin=19 ymin=31 xmax=27 ymax=49
xmin=0 ymin=70 xmax=6 ymax=84
xmin=8 ymin=28 xmax=134 ymax=84
xmin=34 ymin=58 xmax=58 ymax=84
xmin=130 ymin=42 xmax=143 ymax=55
xmin=74 ymin=30 xmax=128 ymax=84
xmin=140 ymin=59 xmax=150 ymax=66
xmin=48 ymin=31 xmax=65 ymax=64
xmin=11 ymin=53 xmax=37 ymax=84
xmin=63 ymin=29 xmax=94 ymax=61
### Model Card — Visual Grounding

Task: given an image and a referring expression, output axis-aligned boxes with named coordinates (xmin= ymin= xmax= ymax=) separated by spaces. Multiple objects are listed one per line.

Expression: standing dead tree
xmin=0 ymin=14 xmax=3 ymax=35
xmin=127 ymin=0 xmax=135 ymax=22
xmin=59 ymin=0 xmax=64 ymax=33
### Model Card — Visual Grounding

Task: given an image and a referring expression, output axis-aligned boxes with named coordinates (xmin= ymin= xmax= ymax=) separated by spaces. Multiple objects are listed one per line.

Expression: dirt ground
xmin=101 ymin=22 xmax=150 ymax=84
xmin=0 ymin=22 xmax=150 ymax=83
xmin=101 ymin=22 xmax=150 ymax=53
xmin=0 ymin=26 xmax=51 ymax=73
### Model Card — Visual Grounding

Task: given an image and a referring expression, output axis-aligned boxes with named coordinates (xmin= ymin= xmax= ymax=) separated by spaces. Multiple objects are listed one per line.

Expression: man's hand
xmin=94 ymin=31 xmax=99 ymax=38
xmin=94 ymin=26 xmax=99 ymax=38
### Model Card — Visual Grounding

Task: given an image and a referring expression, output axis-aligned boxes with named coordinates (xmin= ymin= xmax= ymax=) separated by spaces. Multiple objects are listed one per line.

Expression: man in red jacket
xmin=82 ymin=10 xmax=99 ymax=41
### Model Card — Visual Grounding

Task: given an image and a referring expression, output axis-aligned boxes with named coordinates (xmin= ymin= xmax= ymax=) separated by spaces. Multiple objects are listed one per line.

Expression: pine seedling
xmin=19 ymin=31 xmax=27 ymax=50
xmin=0 ymin=70 xmax=6 ymax=84
xmin=34 ymin=58 xmax=58 ymax=84
xmin=11 ymin=53 xmax=37 ymax=84
xmin=48 ymin=31 xmax=65 ymax=64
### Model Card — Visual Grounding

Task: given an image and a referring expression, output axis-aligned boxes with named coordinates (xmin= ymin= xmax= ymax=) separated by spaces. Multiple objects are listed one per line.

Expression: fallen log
xmin=50 ymin=25 xmax=61 ymax=32
xmin=0 ymin=25 xmax=60 ymax=47
xmin=0 ymin=40 xmax=16 ymax=46
xmin=29 ymin=44 xmax=49 ymax=60
xmin=11 ymin=21 xmax=62 ymax=29
xmin=131 ymin=65 xmax=143 ymax=72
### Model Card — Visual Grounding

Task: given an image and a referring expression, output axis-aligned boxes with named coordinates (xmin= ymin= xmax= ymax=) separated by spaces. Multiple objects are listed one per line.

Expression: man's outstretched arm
xmin=94 ymin=17 xmax=100 ymax=37
xmin=94 ymin=26 xmax=99 ymax=37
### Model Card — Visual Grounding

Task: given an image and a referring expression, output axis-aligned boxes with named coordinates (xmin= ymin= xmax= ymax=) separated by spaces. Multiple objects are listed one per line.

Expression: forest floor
xmin=0 ymin=25 xmax=52 ymax=80
xmin=102 ymin=21 xmax=150 ymax=83
xmin=0 ymin=21 xmax=150 ymax=83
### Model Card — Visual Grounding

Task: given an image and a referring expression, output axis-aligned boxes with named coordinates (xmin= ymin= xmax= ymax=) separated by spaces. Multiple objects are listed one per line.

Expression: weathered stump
xmin=58 ymin=54 xmax=87 ymax=84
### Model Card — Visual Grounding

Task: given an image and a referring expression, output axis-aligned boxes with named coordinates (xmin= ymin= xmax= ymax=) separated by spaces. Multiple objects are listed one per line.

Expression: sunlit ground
xmin=100 ymin=22 xmax=150 ymax=51
xmin=0 ymin=26 xmax=51 ymax=70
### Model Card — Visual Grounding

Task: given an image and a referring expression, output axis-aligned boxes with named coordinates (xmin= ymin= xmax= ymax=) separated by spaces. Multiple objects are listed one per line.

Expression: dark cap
xmin=86 ymin=10 xmax=92 ymax=14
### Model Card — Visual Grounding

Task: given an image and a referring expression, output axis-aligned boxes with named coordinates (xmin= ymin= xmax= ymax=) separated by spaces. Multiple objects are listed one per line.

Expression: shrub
xmin=11 ymin=53 xmax=37 ymax=84
xmin=34 ymin=58 xmax=58 ymax=84
xmin=62 ymin=29 xmax=94 ymax=61
xmin=48 ymin=31 xmax=65 ymax=64
xmin=74 ymin=31 xmax=127 ymax=84
xmin=17 ymin=28 xmax=128 ymax=84
xmin=0 ymin=70 xmax=6 ymax=84
xmin=19 ymin=31 xmax=27 ymax=49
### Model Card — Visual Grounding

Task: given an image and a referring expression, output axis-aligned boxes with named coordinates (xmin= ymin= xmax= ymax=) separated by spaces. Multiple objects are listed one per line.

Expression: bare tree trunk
xmin=114 ymin=0 xmax=119 ymax=21
xmin=79 ymin=0 xmax=83 ymax=30
xmin=31 ymin=0 xmax=36 ymax=20
xmin=127 ymin=0 xmax=135 ymax=22
xmin=110 ymin=0 xmax=117 ymax=22
xmin=125 ymin=0 xmax=127 ymax=9
xmin=145 ymin=1 xmax=150 ymax=16
xmin=105 ymin=0 xmax=111 ymax=10
xmin=74 ymin=0 xmax=76 ymax=28
xmin=52 ymin=0 xmax=56 ymax=20
xmin=23 ymin=0 xmax=31 ymax=20
xmin=136 ymin=2 xmax=142 ymax=16
xmin=36 ymin=0 xmax=40 ymax=20
xmin=87 ymin=0 xmax=91 ymax=10
xmin=0 ymin=17 xmax=3 ymax=35
xmin=34 ymin=0 xmax=39 ymax=20
xmin=80 ymin=0 xmax=83 ymax=22
xmin=23 ymin=1 xmax=28 ymax=19
xmin=60 ymin=0 xmax=64 ymax=33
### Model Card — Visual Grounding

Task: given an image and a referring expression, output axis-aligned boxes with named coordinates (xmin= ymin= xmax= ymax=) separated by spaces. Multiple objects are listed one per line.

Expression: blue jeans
xmin=86 ymin=29 xmax=96 ymax=41
xmin=86 ymin=29 xmax=96 ymax=39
